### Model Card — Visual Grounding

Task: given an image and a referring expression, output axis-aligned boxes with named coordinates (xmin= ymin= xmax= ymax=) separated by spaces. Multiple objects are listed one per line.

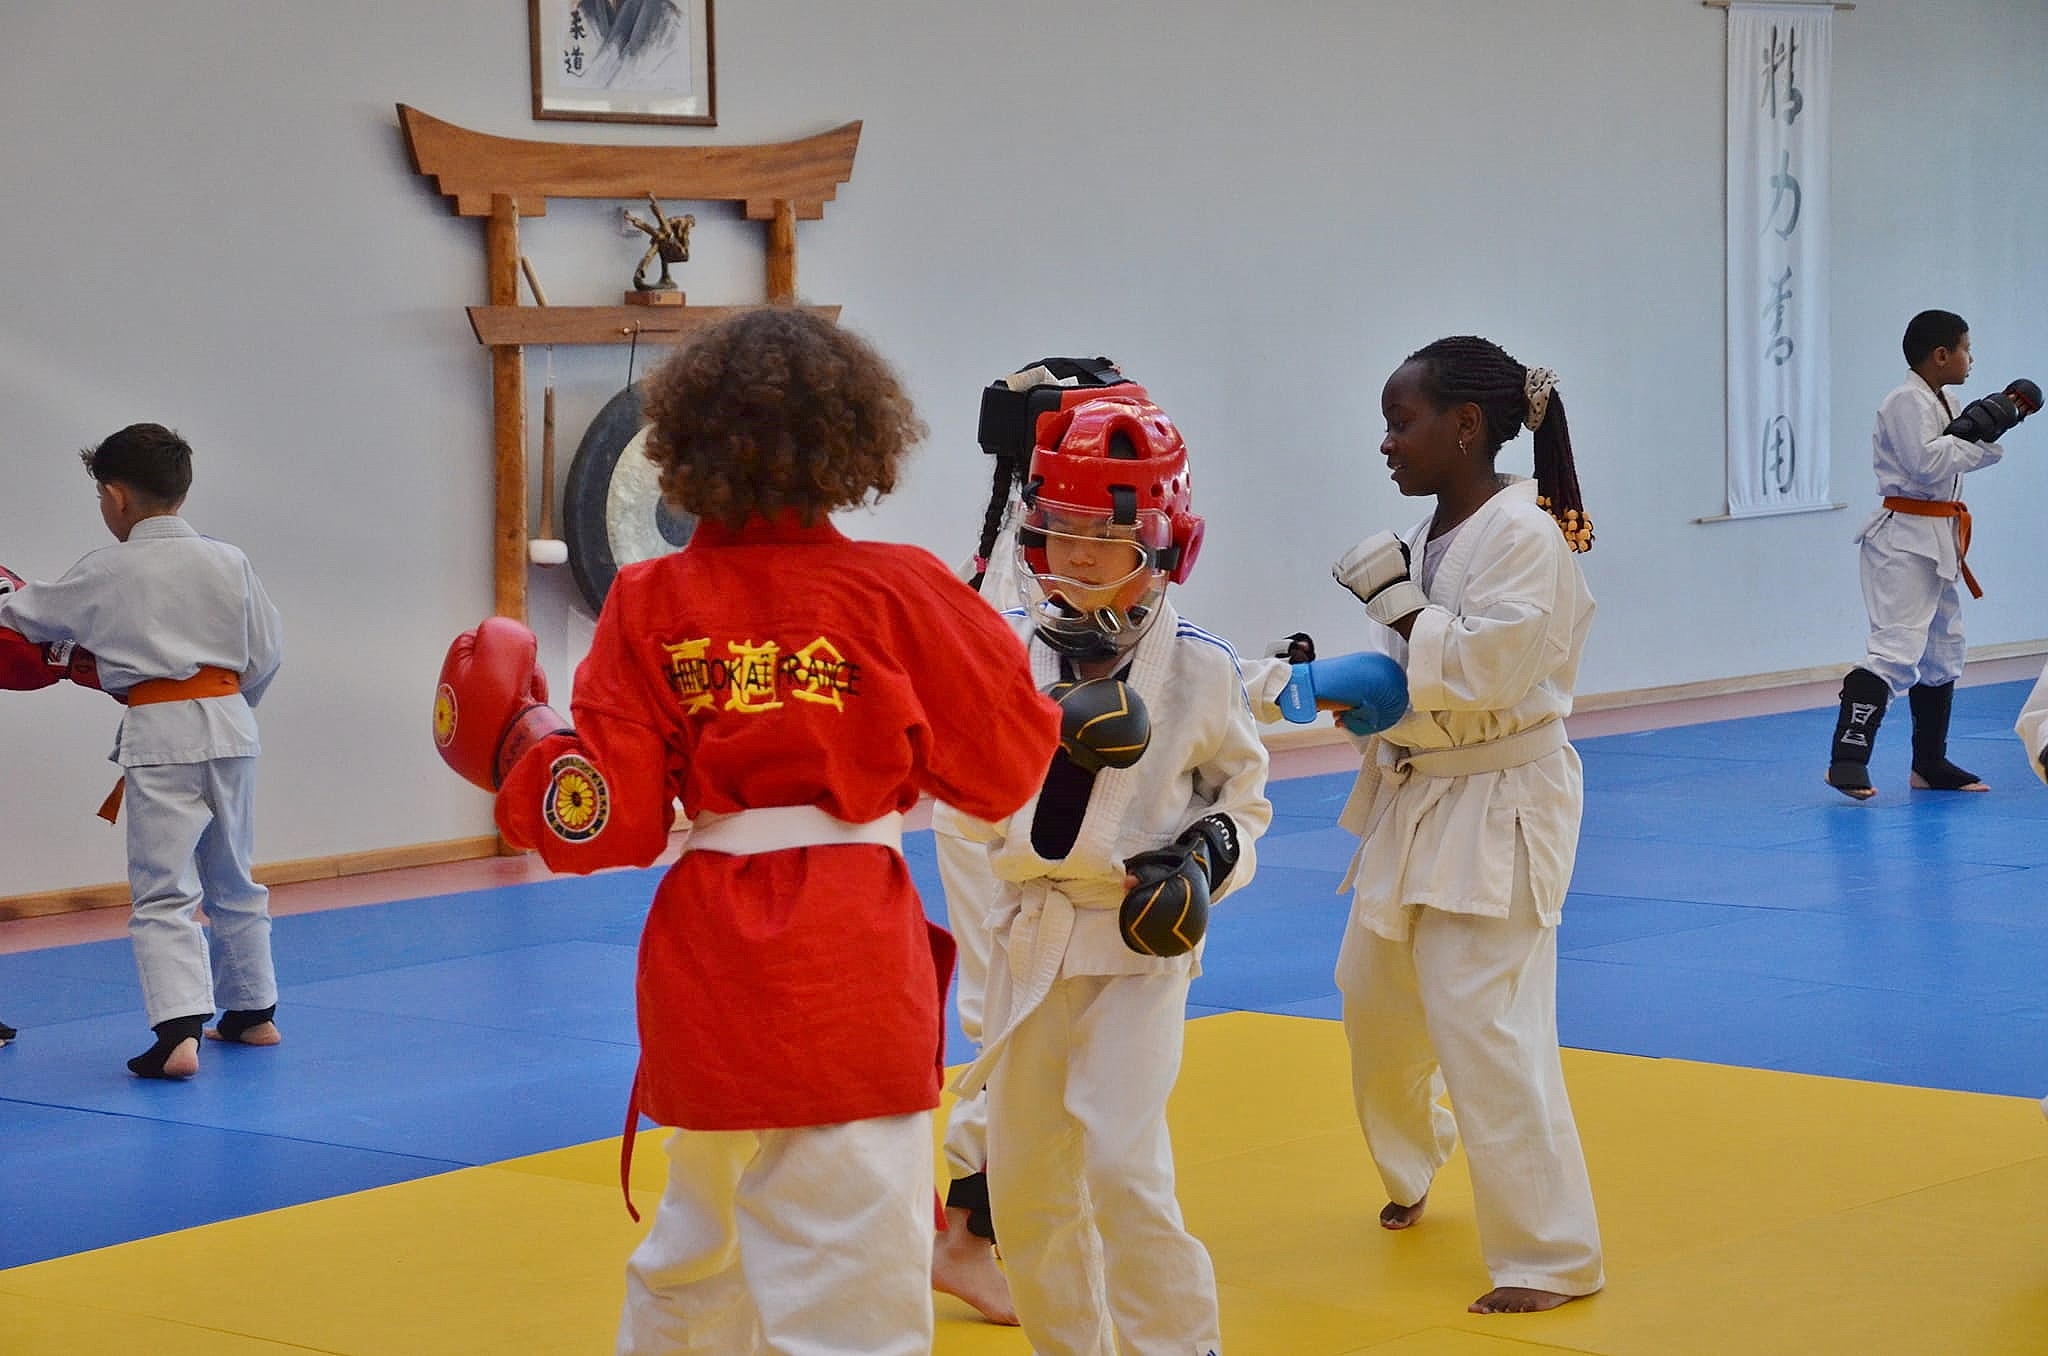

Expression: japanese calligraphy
xmin=1766 ymin=150 xmax=1801 ymax=241
xmin=1763 ymin=267 xmax=1794 ymax=367
xmin=1762 ymin=414 xmax=1797 ymax=494
xmin=1761 ymin=24 xmax=1803 ymax=125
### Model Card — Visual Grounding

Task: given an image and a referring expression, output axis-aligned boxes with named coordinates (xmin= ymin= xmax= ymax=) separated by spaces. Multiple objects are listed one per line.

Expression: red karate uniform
xmin=497 ymin=514 xmax=1059 ymax=1134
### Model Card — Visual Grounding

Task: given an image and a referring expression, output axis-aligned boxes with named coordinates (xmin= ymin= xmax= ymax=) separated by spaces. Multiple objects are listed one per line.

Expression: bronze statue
xmin=624 ymin=195 xmax=695 ymax=293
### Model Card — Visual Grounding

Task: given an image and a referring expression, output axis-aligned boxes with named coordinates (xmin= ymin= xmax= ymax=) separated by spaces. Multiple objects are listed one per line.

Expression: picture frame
xmin=529 ymin=0 xmax=716 ymax=127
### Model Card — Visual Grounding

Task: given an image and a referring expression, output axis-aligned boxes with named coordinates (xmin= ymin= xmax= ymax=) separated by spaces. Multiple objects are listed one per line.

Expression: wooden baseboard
xmin=1574 ymin=638 xmax=2048 ymax=712
xmin=9 ymin=638 xmax=2045 ymax=922
xmin=0 ymin=835 xmax=503 ymax=923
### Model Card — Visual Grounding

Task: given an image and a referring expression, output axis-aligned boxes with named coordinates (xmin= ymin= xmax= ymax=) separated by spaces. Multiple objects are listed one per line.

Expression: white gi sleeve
xmin=1881 ymin=385 xmax=2003 ymax=486
xmin=1182 ymin=655 xmax=1273 ymax=905
xmin=239 ymin=560 xmax=284 ymax=707
xmin=1404 ymin=520 xmax=1570 ymax=714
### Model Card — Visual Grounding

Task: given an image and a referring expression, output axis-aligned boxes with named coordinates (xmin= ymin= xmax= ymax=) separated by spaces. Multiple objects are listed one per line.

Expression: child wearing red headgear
xmin=945 ymin=389 xmax=1270 ymax=1356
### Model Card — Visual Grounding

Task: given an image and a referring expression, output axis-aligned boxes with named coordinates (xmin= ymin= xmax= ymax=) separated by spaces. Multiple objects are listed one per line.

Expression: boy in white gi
xmin=934 ymin=359 xmax=1316 ymax=1333
xmin=949 ymin=390 xmax=1269 ymax=1356
xmin=0 ymin=423 xmax=284 ymax=1078
xmin=1330 ymin=336 xmax=1603 ymax=1313
xmin=932 ymin=354 xmax=1145 ymax=1327
xmin=1826 ymin=309 xmax=2035 ymax=798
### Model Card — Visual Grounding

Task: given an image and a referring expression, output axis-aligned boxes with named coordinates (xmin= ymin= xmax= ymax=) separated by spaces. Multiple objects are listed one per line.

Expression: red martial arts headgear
xmin=1016 ymin=394 xmax=1205 ymax=660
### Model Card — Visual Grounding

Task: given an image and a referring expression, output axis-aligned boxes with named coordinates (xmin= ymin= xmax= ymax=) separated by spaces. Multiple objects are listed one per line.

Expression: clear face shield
xmin=1016 ymin=501 xmax=1171 ymax=660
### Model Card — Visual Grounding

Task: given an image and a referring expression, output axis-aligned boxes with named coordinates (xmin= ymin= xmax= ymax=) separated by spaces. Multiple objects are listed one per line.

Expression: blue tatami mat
xmin=2 ymin=676 xmax=2043 ymax=1270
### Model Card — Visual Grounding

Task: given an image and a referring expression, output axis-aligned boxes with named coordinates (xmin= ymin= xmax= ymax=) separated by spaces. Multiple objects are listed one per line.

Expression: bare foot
xmin=1379 ymin=1195 xmax=1426 ymax=1230
xmin=206 ymin=1021 xmax=282 ymax=1046
xmin=1469 ymin=1286 xmax=1578 ymax=1314
xmin=931 ymin=1207 xmax=1019 ymax=1326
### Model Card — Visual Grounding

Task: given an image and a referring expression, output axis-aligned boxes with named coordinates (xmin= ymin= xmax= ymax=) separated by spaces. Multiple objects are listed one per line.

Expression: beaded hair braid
xmin=1404 ymin=335 xmax=1594 ymax=552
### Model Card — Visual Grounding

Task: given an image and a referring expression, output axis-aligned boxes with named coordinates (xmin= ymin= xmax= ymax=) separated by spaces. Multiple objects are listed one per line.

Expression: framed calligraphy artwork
xmin=530 ymin=0 xmax=716 ymax=126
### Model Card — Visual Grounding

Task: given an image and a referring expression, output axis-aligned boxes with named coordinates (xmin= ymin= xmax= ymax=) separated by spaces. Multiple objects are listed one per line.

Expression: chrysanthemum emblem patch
xmin=432 ymin=685 xmax=458 ymax=748
xmin=542 ymin=754 xmax=609 ymax=842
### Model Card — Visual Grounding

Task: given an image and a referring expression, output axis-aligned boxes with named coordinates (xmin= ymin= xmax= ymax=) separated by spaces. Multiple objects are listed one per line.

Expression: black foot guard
xmin=128 ymin=1014 xmax=206 ymax=1079
xmin=1826 ymin=760 xmax=1874 ymax=798
xmin=1911 ymin=759 xmax=1984 ymax=790
xmin=212 ymin=1005 xmax=277 ymax=1042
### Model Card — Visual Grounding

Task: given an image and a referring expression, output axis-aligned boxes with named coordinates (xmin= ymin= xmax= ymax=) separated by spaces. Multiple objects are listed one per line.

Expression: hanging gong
xmin=561 ymin=383 xmax=697 ymax=613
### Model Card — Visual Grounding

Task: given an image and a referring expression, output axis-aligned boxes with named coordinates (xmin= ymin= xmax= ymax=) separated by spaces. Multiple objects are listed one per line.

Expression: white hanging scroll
xmin=1724 ymin=3 xmax=1833 ymax=517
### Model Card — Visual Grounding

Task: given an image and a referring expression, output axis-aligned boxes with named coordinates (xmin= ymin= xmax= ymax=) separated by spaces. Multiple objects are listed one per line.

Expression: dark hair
xmin=79 ymin=423 xmax=193 ymax=505
xmin=968 ymin=356 xmax=1133 ymax=590
xmin=641 ymin=307 xmax=926 ymax=526
xmin=1902 ymin=310 xmax=1967 ymax=367
xmin=1403 ymin=336 xmax=1592 ymax=552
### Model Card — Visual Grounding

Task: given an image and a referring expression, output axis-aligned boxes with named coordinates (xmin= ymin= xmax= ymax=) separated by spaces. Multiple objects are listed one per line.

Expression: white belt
xmin=684 ymin=806 xmax=905 ymax=856
xmin=1389 ymin=718 xmax=1568 ymax=779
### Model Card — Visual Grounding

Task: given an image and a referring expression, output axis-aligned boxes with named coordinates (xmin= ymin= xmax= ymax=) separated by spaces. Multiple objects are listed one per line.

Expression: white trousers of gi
xmin=934 ymin=825 xmax=993 ymax=1180
xmin=124 ymin=757 xmax=275 ymax=1027
xmin=984 ymin=968 xmax=1220 ymax=1356
xmin=616 ymin=1113 xmax=935 ymax=1356
xmin=1859 ymin=535 xmax=1965 ymax=696
xmin=1336 ymin=858 xmax=1603 ymax=1297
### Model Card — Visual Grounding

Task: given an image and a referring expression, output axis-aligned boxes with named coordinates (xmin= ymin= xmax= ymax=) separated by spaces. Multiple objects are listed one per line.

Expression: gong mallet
xmin=521 ymin=256 xmax=569 ymax=567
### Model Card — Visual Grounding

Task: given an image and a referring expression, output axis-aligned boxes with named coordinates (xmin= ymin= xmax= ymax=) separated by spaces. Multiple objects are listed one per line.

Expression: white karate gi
xmin=1332 ymin=478 xmax=1604 ymax=1298
xmin=934 ymin=506 xmax=1027 ymax=1188
xmin=951 ymin=597 xmax=1269 ymax=1356
xmin=1853 ymin=373 xmax=2003 ymax=695
xmin=2017 ymin=659 xmax=2048 ymax=787
xmin=0 ymin=516 xmax=283 ymax=1026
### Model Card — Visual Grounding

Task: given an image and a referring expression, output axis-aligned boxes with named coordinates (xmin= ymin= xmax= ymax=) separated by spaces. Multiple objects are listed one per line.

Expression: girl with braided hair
xmin=1327 ymin=334 xmax=1603 ymax=1314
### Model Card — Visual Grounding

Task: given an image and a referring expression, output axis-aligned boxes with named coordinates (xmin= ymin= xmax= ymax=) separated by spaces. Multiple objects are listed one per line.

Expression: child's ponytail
xmin=1406 ymin=337 xmax=1594 ymax=553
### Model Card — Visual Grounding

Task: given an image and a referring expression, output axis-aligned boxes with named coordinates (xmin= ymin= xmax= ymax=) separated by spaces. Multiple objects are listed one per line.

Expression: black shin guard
xmin=127 ymin=1014 xmax=206 ymax=1079
xmin=1827 ymin=668 xmax=1889 ymax=795
xmin=1909 ymin=681 xmax=1981 ymax=788
xmin=213 ymin=1005 xmax=277 ymax=1042
xmin=945 ymin=1171 xmax=997 ymax=1243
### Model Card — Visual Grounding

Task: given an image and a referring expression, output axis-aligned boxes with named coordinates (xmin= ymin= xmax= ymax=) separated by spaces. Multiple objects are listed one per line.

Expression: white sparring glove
xmin=1333 ymin=531 xmax=1429 ymax=627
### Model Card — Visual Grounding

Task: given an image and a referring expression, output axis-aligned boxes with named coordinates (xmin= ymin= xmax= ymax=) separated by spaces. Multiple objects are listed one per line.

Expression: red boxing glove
xmin=38 ymin=639 xmax=111 ymax=694
xmin=0 ymin=627 xmax=60 ymax=691
xmin=432 ymin=616 xmax=571 ymax=792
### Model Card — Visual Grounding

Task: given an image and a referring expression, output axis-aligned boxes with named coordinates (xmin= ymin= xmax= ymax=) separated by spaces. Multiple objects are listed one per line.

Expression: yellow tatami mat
xmin=2 ymin=1011 xmax=2042 ymax=1355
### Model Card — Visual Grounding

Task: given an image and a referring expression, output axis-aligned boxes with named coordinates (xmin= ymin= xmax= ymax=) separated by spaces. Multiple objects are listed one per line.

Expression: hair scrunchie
xmin=1523 ymin=366 xmax=1557 ymax=431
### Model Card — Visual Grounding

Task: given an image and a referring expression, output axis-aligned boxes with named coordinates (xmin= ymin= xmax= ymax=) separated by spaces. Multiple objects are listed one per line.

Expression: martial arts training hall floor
xmin=3 ymin=664 xmax=2045 ymax=1356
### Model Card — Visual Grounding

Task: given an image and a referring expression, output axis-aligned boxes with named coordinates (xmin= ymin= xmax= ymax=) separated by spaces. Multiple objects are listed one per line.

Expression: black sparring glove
xmin=1268 ymin=632 xmax=1316 ymax=664
xmin=1119 ymin=814 xmax=1240 ymax=957
xmin=1944 ymin=379 xmax=2042 ymax=443
xmin=1049 ymin=677 xmax=1151 ymax=773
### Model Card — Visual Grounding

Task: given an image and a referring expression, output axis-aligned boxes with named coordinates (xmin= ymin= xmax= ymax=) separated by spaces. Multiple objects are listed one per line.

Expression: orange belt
xmin=1882 ymin=496 xmax=1981 ymax=600
xmin=96 ymin=667 xmax=242 ymax=823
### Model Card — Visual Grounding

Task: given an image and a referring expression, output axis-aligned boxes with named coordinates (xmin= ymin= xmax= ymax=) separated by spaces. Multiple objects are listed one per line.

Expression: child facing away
xmin=1826 ymin=309 xmax=2035 ymax=799
xmin=430 ymin=306 xmax=1060 ymax=1356
xmin=0 ymin=423 xmax=284 ymax=1079
xmin=1327 ymin=336 xmax=1603 ymax=1314
xmin=945 ymin=388 xmax=1270 ymax=1355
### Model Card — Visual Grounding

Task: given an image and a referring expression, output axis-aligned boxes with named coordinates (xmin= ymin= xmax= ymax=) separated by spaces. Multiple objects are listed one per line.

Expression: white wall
xmin=3 ymin=1 xmax=2044 ymax=893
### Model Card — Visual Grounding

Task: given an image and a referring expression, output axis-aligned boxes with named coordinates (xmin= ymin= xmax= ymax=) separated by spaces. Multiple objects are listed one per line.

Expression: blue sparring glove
xmin=1275 ymin=651 xmax=1408 ymax=730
